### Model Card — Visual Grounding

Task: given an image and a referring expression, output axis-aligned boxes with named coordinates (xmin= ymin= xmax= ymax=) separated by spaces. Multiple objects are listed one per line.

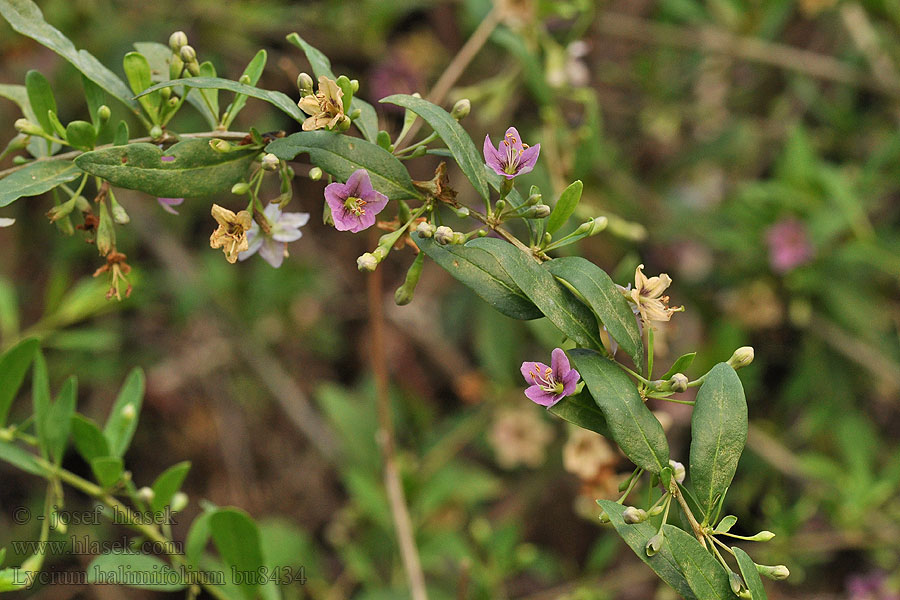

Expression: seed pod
xmin=394 ymin=252 xmax=425 ymax=306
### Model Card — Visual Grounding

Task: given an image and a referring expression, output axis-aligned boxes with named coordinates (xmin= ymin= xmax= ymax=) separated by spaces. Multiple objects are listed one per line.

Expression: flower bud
xmin=349 ymin=79 xmax=360 ymax=93
xmin=231 ymin=182 xmax=250 ymax=195
xmin=349 ymin=108 xmax=361 ymax=120
xmin=110 ymin=194 xmax=130 ymax=225
xmin=598 ymin=510 xmax=610 ymax=523
xmin=169 ymin=31 xmax=188 ymax=52
xmin=757 ymin=564 xmax=790 ymax=580
xmin=14 ymin=118 xmax=42 ymax=136
xmin=729 ymin=571 xmax=744 ymax=595
xmin=179 ymin=45 xmax=197 ymax=64
xmin=526 ymin=192 xmax=542 ymax=206
xmin=451 ymin=231 xmax=466 ymax=245
xmin=357 ymin=252 xmax=379 ymax=272
xmin=308 ymin=166 xmax=323 ymax=181
xmin=239 ymin=74 xmax=251 ymax=84
xmin=669 ymin=373 xmax=688 ymax=393
xmin=532 ymin=204 xmax=551 ymax=218
xmin=169 ymin=55 xmax=184 ymax=80
xmin=170 ymin=491 xmax=189 ymax=512
xmin=494 ymin=200 xmax=506 ymax=213
xmin=261 ymin=153 xmax=279 ymax=171
xmin=97 ymin=105 xmax=111 ymax=122
xmin=415 ymin=221 xmax=435 ymax=238
xmin=46 ymin=200 xmax=75 ymax=223
xmin=575 ymin=216 xmax=608 ymax=236
xmin=451 ymin=98 xmax=471 ymax=120
xmin=159 ymin=86 xmax=172 ymax=100
xmin=121 ymin=404 xmax=136 ymax=420
xmin=297 ymin=72 xmax=314 ymax=95
xmin=745 ymin=530 xmax=776 ymax=542
xmin=150 ymin=125 xmax=163 ymax=140
xmin=337 ymin=115 xmax=352 ymax=131
xmin=451 ymin=206 xmax=470 ymax=218
xmin=74 ymin=195 xmax=91 ymax=212
xmin=622 ymin=506 xmax=648 ymax=524
xmin=51 ymin=507 xmax=67 ymax=534
xmin=209 ymin=139 xmax=234 ymax=153
xmin=137 ymin=486 xmax=155 ymax=503
xmin=434 ymin=225 xmax=454 ymax=245
xmin=645 ymin=533 xmax=664 ymax=556
xmin=12 ymin=156 xmax=28 ymax=165
xmin=647 ymin=504 xmax=665 ymax=517
xmin=668 ymin=459 xmax=686 ymax=484
xmin=727 ymin=346 xmax=754 ymax=370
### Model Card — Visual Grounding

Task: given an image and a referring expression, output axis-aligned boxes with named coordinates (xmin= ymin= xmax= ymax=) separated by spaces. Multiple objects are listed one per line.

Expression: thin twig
xmin=367 ymin=264 xmax=429 ymax=600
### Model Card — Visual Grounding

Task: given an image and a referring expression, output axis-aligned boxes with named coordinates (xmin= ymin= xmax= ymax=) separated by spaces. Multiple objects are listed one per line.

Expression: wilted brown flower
xmin=563 ymin=428 xmax=617 ymax=481
xmin=209 ymin=204 xmax=252 ymax=263
xmin=489 ymin=407 xmax=554 ymax=469
xmin=297 ymin=76 xmax=346 ymax=131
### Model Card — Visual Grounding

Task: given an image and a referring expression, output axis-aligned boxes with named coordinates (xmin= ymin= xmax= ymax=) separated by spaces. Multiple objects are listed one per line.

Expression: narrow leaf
xmin=662 ymin=352 xmax=696 ymax=380
xmin=150 ymin=461 xmax=191 ymax=514
xmin=25 ymin=69 xmax=56 ymax=134
xmin=0 ymin=160 xmax=81 ymax=208
xmin=0 ymin=440 xmax=44 ymax=475
xmin=210 ymin=508 xmax=264 ymax=600
xmin=569 ymin=348 xmax=669 ymax=472
xmin=123 ymin=52 xmax=159 ymax=121
xmin=714 ymin=515 xmax=737 ymax=534
xmin=545 ymin=256 xmax=643 ymax=366
xmin=689 ymin=363 xmax=748 ymax=519
xmin=103 ymin=368 xmax=144 ymax=458
xmin=44 ymin=375 xmax=76 ymax=465
xmin=381 ymin=94 xmax=490 ymax=199
xmin=664 ymin=525 xmax=734 ymax=599
xmin=0 ymin=337 xmax=39 ymax=426
xmin=71 ymin=414 xmax=110 ymax=463
xmin=223 ymin=49 xmax=267 ymax=128
xmin=546 ymin=180 xmax=582 ymax=234
xmin=733 ymin=547 xmax=768 ymax=600
xmin=86 ymin=552 xmax=186 ymax=591
xmin=90 ymin=455 xmax=124 ymax=488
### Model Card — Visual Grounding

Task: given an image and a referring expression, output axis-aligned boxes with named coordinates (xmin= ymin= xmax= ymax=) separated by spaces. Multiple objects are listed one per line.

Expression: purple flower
xmin=157 ymin=197 xmax=184 ymax=215
xmin=847 ymin=572 xmax=900 ymax=600
xmin=239 ymin=202 xmax=310 ymax=268
xmin=483 ymin=127 xmax=540 ymax=179
xmin=765 ymin=218 xmax=813 ymax=273
xmin=324 ymin=169 xmax=389 ymax=233
xmin=520 ymin=348 xmax=580 ymax=407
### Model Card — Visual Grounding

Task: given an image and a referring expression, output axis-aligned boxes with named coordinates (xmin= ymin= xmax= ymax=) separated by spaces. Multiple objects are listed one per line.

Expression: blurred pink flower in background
xmin=847 ymin=572 xmax=900 ymax=600
xmin=765 ymin=218 xmax=813 ymax=273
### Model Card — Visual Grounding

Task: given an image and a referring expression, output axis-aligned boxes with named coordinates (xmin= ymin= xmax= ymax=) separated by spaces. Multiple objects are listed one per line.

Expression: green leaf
xmin=597 ymin=501 xmax=696 ymax=599
xmin=113 ymin=121 xmax=129 ymax=146
xmin=0 ymin=159 xmax=81 ymax=208
xmin=285 ymin=32 xmax=378 ymax=142
xmin=138 ymin=76 xmax=305 ymax=122
xmin=103 ymin=368 xmax=144 ymax=458
xmin=689 ymin=363 xmax=747 ymax=520
xmin=381 ymin=94 xmax=489 ymax=200
xmin=75 ymin=139 xmax=257 ymax=198
xmin=546 ymin=180 xmax=583 ymax=234
xmin=468 ymin=238 xmax=605 ymax=348
xmin=25 ymin=70 xmax=56 ymax=134
xmin=0 ymin=337 xmax=39 ymax=426
xmin=71 ymin=414 xmax=110 ymax=463
xmin=81 ymin=74 xmax=106 ymax=126
xmin=123 ymin=52 xmax=159 ymax=122
xmin=185 ymin=509 xmax=214 ymax=566
xmin=547 ymin=389 xmax=611 ymax=438
xmin=664 ymin=525 xmax=734 ymax=599
xmin=0 ymin=567 xmax=26 ymax=592
xmin=0 ymin=82 xmax=38 ymax=122
xmin=545 ymin=256 xmax=643 ymax=366
xmin=86 ymin=552 xmax=186 ymax=591
xmin=210 ymin=508 xmax=264 ymax=600
xmin=662 ymin=352 xmax=697 ymax=380
xmin=414 ymin=235 xmax=541 ymax=320
xmin=568 ymin=348 xmax=670 ymax=472
xmin=65 ymin=120 xmax=96 ymax=151
xmin=223 ymin=49 xmax=267 ymax=128
xmin=90 ymin=455 xmax=124 ymax=488
xmin=0 ymin=0 xmax=138 ymax=112
xmin=733 ymin=547 xmax=768 ymax=600
xmin=0 ymin=440 xmax=44 ymax=475
xmin=266 ymin=130 xmax=418 ymax=200
xmin=150 ymin=461 xmax=191 ymax=514
xmin=714 ymin=515 xmax=737 ymax=534
xmin=44 ymin=375 xmax=76 ymax=465
xmin=197 ymin=61 xmax=219 ymax=120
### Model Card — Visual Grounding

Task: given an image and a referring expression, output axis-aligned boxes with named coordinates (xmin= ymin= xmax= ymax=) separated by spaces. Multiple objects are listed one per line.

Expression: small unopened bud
xmin=757 ymin=564 xmax=790 ymax=580
xmin=12 ymin=156 xmax=28 ymax=165
xmin=357 ymin=252 xmax=379 ymax=272
xmin=167 ymin=97 xmax=179 ymax=108
xmin=239 ymin=74 xmax=251 ymax=84
xmin=526 ymin=192 xmax=542 ymax=206
xmin=260 ymin=153 xmax=279 ymax=171
xmin=14 ymin=118 xmax=42 ymax=136
xmin=598 ymin=510 xmax=610 ymax=523
xmin=451 ymin=206 xmax=470 ymax=218
xmin=121 ymin=404 xmax=136 ymax=420
xmin=349 ymin=79 xmax=359 ymax=93
xmin=179 ymin=45 xmax=197 ymax=64
xmin=137 ymin=486 xmax=155 ymax=503
xmin=451 ymin=232 xmax=466 ymax=245
xmin=74 ymin=196 xmax=91 ymax=212
xmin=451 ymin=98 xmax=471 ymax=120
xmin=150 ymin=125 xmax=163 ymax=140
xmin=97 ymin=105 xmax=111 ymax=122
xmin=209 ymin=139 xmax=234 ymax=153
xmin=169 ymin=55 xmax=184 ymax=79
xmin=745 ymin=530 xmax=776 ymax=542
xmin=46 ymin=201 xmax=75 ymax=223
xmin=495 ymin=200 xmax=506 ymax=213
xmin=729 ymin=571 xmax=744 ymax=595
xmin=297 ymin=72 xmax=314 ymax=95
xmin=575 ymin=216 xmax=608 ymax=236
xmin=337 ymin=115 xmax=352 ymax=131
xmin=169 ymin=31 xmax=188 ymax=52
xmin=532 ymin=204 xmax=551 ymax=218
xmin=622 ymin=506 xmax=648 ymax=524
xmin=434 ymin=226 xmax=454 ymax=245
xmin=159 ymin=86 xmax=172 ymax=100
xmin=645 ymin=533 xmax=664 ymax=556
xmin=669 ymin=373 xmax=688 ymax=393
xmin=415 ymin=221 xmax=435 ymax=238
xmin=170 ymin=491 xmax=189 ymax=512
xmin=231 ymin=182 xmax=250 ymax=195
xmin=668 ymin=459 xmax=686 ymax=484
xmin=110 ymin=195 xmax=130 ymax=225
xmin=308 ymin=166 xmax=323 ymax=181
xmin=727 ymin=346 xmax=754 ymax=370
xmin=647 ymin=504 xmax=665 ymax=517
xmin=349 ymin=108 xmax=361 ymax=120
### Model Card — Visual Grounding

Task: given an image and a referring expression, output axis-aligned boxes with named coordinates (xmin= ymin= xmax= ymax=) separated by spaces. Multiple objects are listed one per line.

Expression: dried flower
xmin=239 ymin=203 xmax=310 ymax=268
xmin=563 ymin=428 xmax=616 ymax=480
xmin=297 ymin=75 xmax=346 ymax=131
xmin=765 ymin=218 xmax=813 ymax=273
xmin=520 ymin=348 xmax=580 ymax=407
xmin=489 ymin=407 xmax=554 ymax=469
xmin=93 ymin=251 xmax=132 ymax=301
xmin=483 ymin=127 xmax=540 ymax=179
xmin=626 ymin=264 xmax=682 ymax=327
xmin=209 ymin=204 xmax=252 ymax=263
xmin=324 ymin=169 xmax=388 ymax=233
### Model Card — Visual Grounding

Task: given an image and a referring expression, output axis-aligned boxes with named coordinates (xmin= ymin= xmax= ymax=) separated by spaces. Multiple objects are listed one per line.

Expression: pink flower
xmin=157 ymin=197 xmax=184 ymax=215
xmin=520 ymin=348 xmax=580 ymax=407
xmin=239 ymin=202 xmax=310 ymax=268
xmin=483 ymin=126 xmax=540 ymax=179
xmin=324 ymin=169 xmax=389 ymax=233
xmin=765 ymin=218 xmax=813 ymax=273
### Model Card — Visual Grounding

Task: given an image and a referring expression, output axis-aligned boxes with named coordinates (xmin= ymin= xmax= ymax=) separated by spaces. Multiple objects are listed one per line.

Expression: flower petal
xmin=504 ymin=127 xmax=524 ymax=153
xmin=361 ymin=189 xmax=389 ymax=217
xmin=518 ymin=143 xmax=540 ymax=175
xmin=550 ymin=348 xmax=571 ymax=378
xmin=259 ymin=238 xmax=286 ymax=268
xmin=525 ymin=385 xmax=561 ymax=407
xmin=345 ymin=169 xmax=373 ymax=198
xmin=239 ymin=231 xmax=263 ymax=261
xmin=483 ymin=134 xmax=506 ymax=176
xmin=561 ymin=369 xmax=580 ymax=396
xmin=520 ymin=361 xmax=550 ymax=384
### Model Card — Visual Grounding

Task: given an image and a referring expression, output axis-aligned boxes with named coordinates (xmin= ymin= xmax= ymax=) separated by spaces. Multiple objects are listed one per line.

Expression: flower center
xmin=530 ymin=366 xmax=564 ymax=395
xmin=344 ymin=196 xmax=367 ymax=217
xmin=501 ymin=134 xmax=526 ymax=174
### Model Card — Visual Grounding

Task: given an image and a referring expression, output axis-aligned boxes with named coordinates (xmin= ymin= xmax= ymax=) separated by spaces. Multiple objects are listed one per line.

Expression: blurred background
xmin=1 ymin=0 xmax=900 ymax=598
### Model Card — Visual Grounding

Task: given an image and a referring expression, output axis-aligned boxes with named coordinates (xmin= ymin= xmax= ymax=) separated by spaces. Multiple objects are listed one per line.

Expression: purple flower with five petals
xmin=324 ymin=169 xmax=389 ymax=233
xmin=483 ymin=127 xmax=540 ymax=179
xmin=520 ymin=348 xmax=580 ymax=407
xmin=239 ymin=202 xmax=310 ymax=268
